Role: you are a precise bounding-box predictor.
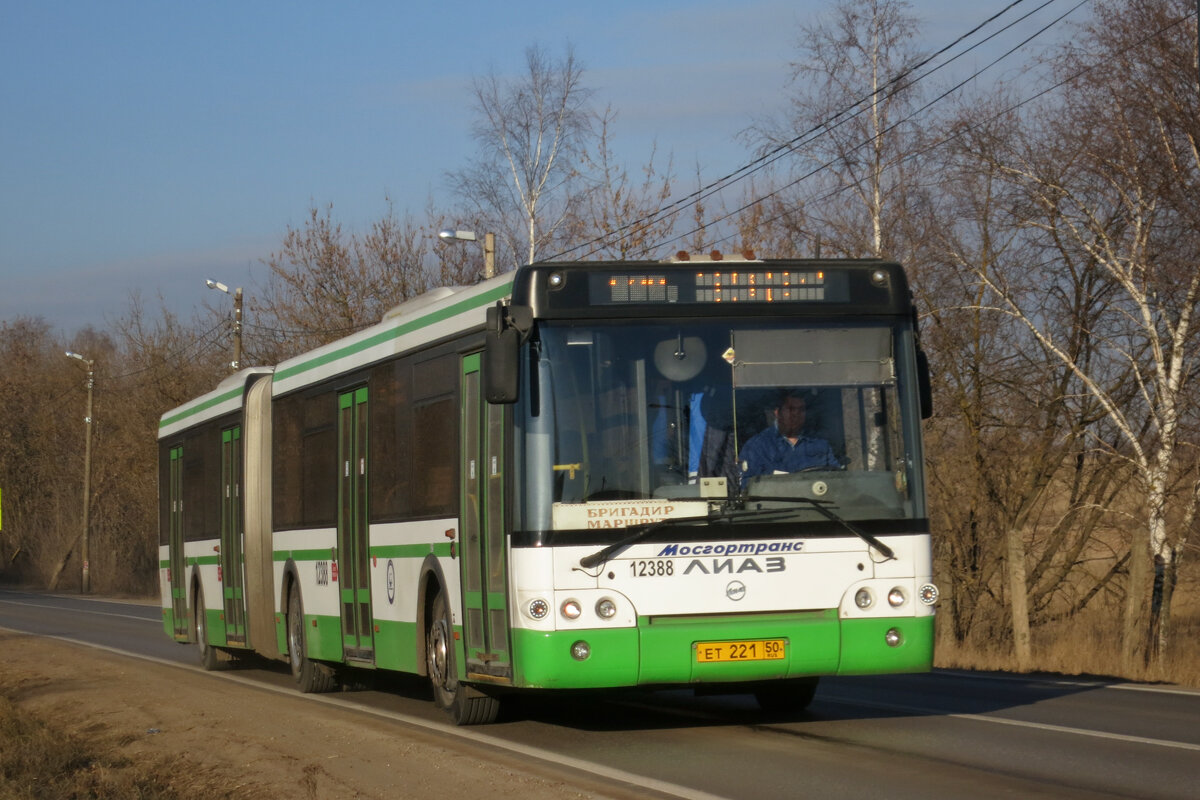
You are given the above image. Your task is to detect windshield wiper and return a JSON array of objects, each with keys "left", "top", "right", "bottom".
[
  {"left": 579, "top": 497, "right": 895, "bottom": 569},
  {"left": 578, "top": 514, "right": 708, "bottom": 569},
  {"left": 741, "top": 495, "right": 896, "bottom": 560}
]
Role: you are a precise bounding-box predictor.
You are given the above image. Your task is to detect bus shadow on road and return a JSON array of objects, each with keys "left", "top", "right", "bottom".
[
  {"left": 217, "top": 656, "right": 1127, "bottom": 733},
  {"left": 480, "top": 670, "right": 1123, "bottom": 732}
]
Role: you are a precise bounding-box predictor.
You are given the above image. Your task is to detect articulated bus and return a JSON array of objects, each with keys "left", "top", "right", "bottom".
[{"left": 159, "top": 254, "right": 938, "bottom": 724}]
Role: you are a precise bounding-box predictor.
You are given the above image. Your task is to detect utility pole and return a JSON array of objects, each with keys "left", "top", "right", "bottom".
[
  {"left": 483, "top": 232, "right": 496, "bottom": 279},
  {"left": 65, "top": 351, "right": 93, "bottom": 594},
  {"left": 233, "top": 285, "right": 244, "bottom": 369},
  {"left": 207, "top": 279, "right": 244, "bottom": 370},
  {"left": 438, "top": 229, "right": 496, "bottom": 280}
]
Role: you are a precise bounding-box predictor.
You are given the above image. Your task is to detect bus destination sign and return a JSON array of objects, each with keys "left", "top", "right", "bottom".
[{"left": 596, "top": 270, "right": 830, "bottom": 305}]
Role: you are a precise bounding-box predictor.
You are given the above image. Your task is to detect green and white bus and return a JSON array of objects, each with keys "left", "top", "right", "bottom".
[{"left": 159, "top": 255, "right": 938, "bottom": 724}]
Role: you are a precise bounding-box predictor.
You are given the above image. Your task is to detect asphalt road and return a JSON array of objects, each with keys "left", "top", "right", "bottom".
[{"left": 2, "top": 587, "right": 1197, "bottom": 799}]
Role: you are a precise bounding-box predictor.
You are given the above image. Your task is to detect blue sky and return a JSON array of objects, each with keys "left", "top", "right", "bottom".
[{"left": 0, "top": 1, "right": 1069, "bottom": 333}]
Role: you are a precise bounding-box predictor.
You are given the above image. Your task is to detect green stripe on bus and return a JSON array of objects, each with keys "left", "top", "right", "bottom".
[
  {"left": 274, "top": 548, "right": 336, "bottom": 562},
  {"left": 370, "top": 543, "right": 453, "bottom": 560},
  {"left": 305, "top": 612, "right": 344, "bottom": 661},
  {"left": 275, "top": 282, "right": 512, "bottom": 383},
  {"left": 159, "top": 386, "right": 244, "bottom": 430},
  {"left": 169, "top": 543, "right": 451, "bottom": 566},
  {"left": 373, "top": 619, "right": 420, "bottom": 672}
]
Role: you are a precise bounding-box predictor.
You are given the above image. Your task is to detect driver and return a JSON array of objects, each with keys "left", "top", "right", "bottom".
[{"left": 739, "top": 390, "right": 839, "bottom": 485}]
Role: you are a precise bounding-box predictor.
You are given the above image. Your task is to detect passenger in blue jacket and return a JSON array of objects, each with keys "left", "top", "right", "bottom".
[{"left": 739, "top": 390, "right": 839, "bottom": 486}]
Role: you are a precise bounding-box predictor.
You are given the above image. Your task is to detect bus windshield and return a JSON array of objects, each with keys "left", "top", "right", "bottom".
[{"left": 520, "top": 319, "right": 926, "bottom": 531}]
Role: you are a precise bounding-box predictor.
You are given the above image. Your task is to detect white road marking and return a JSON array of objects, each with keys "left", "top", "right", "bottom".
[
  {"left": 0, "top": 597, "right": 156, "bottom": 623},
  {"left": 821, "top": 695, "right": 1200, "bottom": 752}
]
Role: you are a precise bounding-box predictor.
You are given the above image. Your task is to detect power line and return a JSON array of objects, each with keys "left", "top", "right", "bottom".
[
  {"left": 544, "top": 0, "right": 1079, "bottom": 262},
  {"left": 243, "top": 320, "right": 374, "bottom": 338},
  {"left": 103, "top": 318, "right": 228, "bottom": 384},
  {"left": 695, "top": 0, "right": 1195, "bottom": 257},
  {"left": 682, "top": 0, "right": 1095, "bottom": 256}
]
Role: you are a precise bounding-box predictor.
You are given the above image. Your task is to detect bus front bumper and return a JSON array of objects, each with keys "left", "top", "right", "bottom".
[{"left": 511, "top": 611, "right": 934, "bottom": 689}]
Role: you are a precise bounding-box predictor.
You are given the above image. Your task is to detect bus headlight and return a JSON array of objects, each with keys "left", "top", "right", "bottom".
[
  {"left": 527, "top": 598, "right": 549, "bottom": 620},
  {"left": 595, "top": 597, "right": 617, "bottom": 619},
  {"left": 885, "top": 628, "right": 903, "bottom": 647},
  {"left": 561, "top": 599, "right": 582, "bottom": 620},
  {"left": 855, "top": 588, "right": 873, "bottom": 609},
  {"left": 571, "top": 640, "right": 591, "bottom": 661},
  {"left": 918, "top": 583, "right": 940, "bottom": 605},
  {"left": 887, "top": 587, "right": 906, "bottom": 607}
]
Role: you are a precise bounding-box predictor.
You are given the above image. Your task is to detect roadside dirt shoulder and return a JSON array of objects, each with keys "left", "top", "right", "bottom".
[{"left": 0, "top": 632, "right": 620, "bottom": 799}]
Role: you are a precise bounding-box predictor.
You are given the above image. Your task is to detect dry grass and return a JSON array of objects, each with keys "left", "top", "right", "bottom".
[
  {"left": 0, "top": 678, "right": 270, "bottom": 800},
  {"left": 935, "top": 608, "right": 1200, "bottom": 687}
]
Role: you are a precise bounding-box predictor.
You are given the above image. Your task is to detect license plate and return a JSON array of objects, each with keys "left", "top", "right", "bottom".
[{"left": 695, "top": 638, "right": 787, "bottom": 663}]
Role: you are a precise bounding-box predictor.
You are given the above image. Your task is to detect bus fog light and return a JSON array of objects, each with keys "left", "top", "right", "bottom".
[
  {"left": 885, "top": 628, "right": 903, "bottom": 647},
  {"left": 855, "top": 588, "right": 873, "bottom": 609},
  {"left": 595, "top": 598, "right": 617, "bottom": 619},
  {"left": 561, "top": 599, "right": 582, "bottom": 620},
  {"left": 527, "top": 598, "right": 549, "bottom": 620},
  {"left": 918, "top": 583, "right": 940, "bottom": 605},
  {"left": 888, "top": 587, "right": 906, "bottom": 607},
  {"left": 571, "top": 640, "right": 591, "bottom": 661}
]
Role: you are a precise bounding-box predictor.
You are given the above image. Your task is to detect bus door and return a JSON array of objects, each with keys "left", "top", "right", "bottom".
[
  {"left": 460, "top": 355, "right": 511, "bottom": 680},
  {"left": 338, "top": 387, "right": 373, "bottom": 660},
  {"left": 220, "top": 426, "right": 247, "bottom": 645},
  {"left": 168, "top": 445, "right": 188, "bottom": 640}
]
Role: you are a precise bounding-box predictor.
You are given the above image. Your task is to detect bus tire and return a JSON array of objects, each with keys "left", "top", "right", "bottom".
[
  {"left": 287, "top": 587, "right": 336, "bottom": 693},
  {"left": 193, "top": 587, "right": 226, "bottom": 671},
  {"left": 754, "top": 676, "right": 819, "bottom": 713},
  {"left": 426, "top": 590, "right": 500, "bottom": 725}
]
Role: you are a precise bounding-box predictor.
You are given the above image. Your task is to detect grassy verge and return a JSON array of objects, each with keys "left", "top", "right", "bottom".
[
  {"left": 935, "top": 610, "right": 1200, "bottom": 687},
  {"left": 0, "top": 680, "right": 264, "bottom": 800}
]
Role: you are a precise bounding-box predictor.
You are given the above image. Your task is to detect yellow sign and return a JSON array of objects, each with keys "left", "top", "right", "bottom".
[{"left": 695, "top": 639, "right": 787, "bottom": 663}]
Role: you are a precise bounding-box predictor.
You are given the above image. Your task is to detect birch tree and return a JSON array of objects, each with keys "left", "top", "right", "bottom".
[
  {"left": 923, "top": 91, "right": 1141, "bottom": 669},
  {"left": 978, "top": 0, "right": 1200, "bottom": 667},
  {"left": 751, "top": 0, "right": 926, "bottom": 259},
  {"left": 449, "top": 44, "right": 595, "bottom": 267}
]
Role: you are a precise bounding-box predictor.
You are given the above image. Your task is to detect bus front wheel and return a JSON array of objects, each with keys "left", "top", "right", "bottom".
[{"left": 426, "top": 590, "right": 499, "bottom": 725}]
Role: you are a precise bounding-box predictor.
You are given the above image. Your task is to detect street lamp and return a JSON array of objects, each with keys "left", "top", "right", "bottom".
[
  {"left": 64, "top": 350, "right": 94, "bottom": 594},
  {"left": 206, "top": 279, "right": 243, "bottom": 370},
  {"left": 438, "top": 229, "right": 496, "bottom": 280}
]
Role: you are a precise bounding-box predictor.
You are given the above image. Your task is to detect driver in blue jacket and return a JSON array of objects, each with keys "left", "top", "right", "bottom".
[{"left": 739, "top": 390, "right": 839, "bottom": 486}]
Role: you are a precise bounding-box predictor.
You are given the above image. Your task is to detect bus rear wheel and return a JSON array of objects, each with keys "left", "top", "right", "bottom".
[
  {"left": 287, "top": 587, "right": 336, "bottom": 693},
  {"left": 426, "top": 590, "right": 499, "bottom": 725},
  {"left": 193, "top": 587, "right": 226, "bottom": 671}
]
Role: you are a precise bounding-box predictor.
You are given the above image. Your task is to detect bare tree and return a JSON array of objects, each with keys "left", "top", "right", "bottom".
[
  {"left": 573, "top": 107, "right": 675, "bottom": 260},
  {"left": 254, "top": 201, "right": 436, "bottom": 360},
  {"left": 975, "top": 0, "right": 1200, "bottom": 668},
  {"left": 916, "top": 90, "right": 1136, "bottom": 668},
  {"left": 448, "top": 44, "right": 596, "bottom": 267},
  {"left": 0, "top": 318, "right": 77, "bottom": 586},
  {"left": 750, "top": 0, "right": 927, "bottom": 259}
]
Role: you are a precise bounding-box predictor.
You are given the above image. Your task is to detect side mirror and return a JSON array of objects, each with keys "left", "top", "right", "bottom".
[
  {"left": 484, "top": 327, "right": 519, "bottom": 404},
  {"left": 916, "top": 349, "right": 933, "bottom": 420},
  {"left": 482, "top": 302, "right": 530, "bottom": 404}
]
